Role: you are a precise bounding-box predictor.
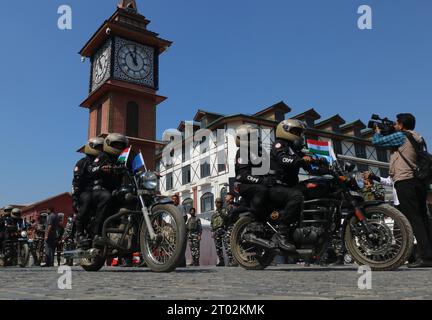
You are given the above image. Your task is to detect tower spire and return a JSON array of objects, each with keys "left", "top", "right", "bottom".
[{"left": 118, "top": 0, "right": 138, "bottom": 13}]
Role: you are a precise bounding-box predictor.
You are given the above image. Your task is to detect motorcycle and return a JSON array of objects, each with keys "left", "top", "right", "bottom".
[
  {"left": 65, "top": 164, "right": 187, "bottom": 273},
  {"left": 230, "top": 158, "right": 414, "bottom": 271},
  {"left": 0, "top": 224, "right": 30, "bottom": 268}
]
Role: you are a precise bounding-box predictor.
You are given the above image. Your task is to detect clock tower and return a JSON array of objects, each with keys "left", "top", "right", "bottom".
[{"left": 79, "top": 0, "right": 172, "bottom": 170}]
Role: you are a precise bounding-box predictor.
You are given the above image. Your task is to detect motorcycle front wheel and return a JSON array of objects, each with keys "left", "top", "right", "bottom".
[
  {"left": 18, "top": 243, "right": 30, "bottom": 268},
  {"left": 231, "top": 216, "right": 275, "bottom": 270},
  {"left": 344, "top": 204, "right": 414, "bottom": 271},
  {"left": 140, "top": 204, "right": 187, "bottom": 273}
]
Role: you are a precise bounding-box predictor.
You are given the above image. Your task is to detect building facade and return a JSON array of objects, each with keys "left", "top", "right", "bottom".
[{"left": 157, "top": 102, "right": 391, "bottom": 219}]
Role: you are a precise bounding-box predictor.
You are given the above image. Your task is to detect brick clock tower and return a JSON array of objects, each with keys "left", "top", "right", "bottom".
[{"left": 78, "top": 0, "right": 172, "bottom": 170}]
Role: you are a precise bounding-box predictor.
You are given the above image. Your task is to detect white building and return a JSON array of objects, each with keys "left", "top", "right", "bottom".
[{"left": 156, "top": 101, "right": 391, "bottom": 219}]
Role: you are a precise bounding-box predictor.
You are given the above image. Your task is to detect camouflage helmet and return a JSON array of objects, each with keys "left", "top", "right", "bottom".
[
  {"left": 235, "top": 124, "right": 260, "bottom": 148},
  {"left": 84, "top": 137, "right": 104, "bottom": 157},
  {"left": 11, "top": 208, "right": 22, "bottom": 219},
  {"left": 104, "top": 133, "right": 129, "bottom": 156}
]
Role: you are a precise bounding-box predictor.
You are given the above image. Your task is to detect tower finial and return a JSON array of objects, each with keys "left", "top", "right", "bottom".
[{"left": 118, "top": 0, "right": 138, "bottom": 13}]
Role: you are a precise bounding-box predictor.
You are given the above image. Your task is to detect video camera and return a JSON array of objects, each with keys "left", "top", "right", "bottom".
[{"left": 367, "top": 114, "right": 395, "bottom": 136}]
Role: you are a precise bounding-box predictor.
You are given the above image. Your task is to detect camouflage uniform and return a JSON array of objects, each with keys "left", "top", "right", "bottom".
[
  {"left": 211, "top": 208, "right": 227, "bottom": 265},
  {"left": 224, "top": 203, "right": 239, "bottom": 265},
  {"left": 62, "top": 218, "right": 76, "bottom": 266},
  {"left": 186, "top": 216, "right": 202, "bottom": 265}
]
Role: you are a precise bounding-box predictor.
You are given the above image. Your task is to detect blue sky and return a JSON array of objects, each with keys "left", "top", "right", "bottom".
[{"left": 0, "top": 0, "right": 431, "bottom": 206}]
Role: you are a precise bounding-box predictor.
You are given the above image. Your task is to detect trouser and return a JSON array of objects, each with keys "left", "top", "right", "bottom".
[
  {"left": 224, "top": 225, "right": 234, "bottom": 263},
  {"left": 75, "top": 191, "right": 93, "bottom": 236},
  {"left": 395, "top": 178, "right": 432, "bottom": 260},
  {"left": 44, "top": 240, "right": 56, "bottom": 266},
  {"left": 188, "top": 232, "right": 201, "bottom": 263},
  {"left": 238, "top": 184, "right": 270, "bottom": 219},
  {"left": 268, "top": 185, "right": 304, "bottom": 223},
  {"left": 56, "top": 241, "right": 63, "bottom": 266},
  {"left": 213, "top": 228, "right": 226, "bottom": 262},
  {"left": 92, "top": 189, "right": 112, "bottom": 236}
]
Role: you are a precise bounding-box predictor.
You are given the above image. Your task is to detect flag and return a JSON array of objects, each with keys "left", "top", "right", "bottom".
[
  {"left": 307, "top": 139, "right": 336, "bottom": 164},
  {"left": 132, "top": 152, "right": 147, "bottom": 173},
  {"left": 117, "top": 147, "right": 131, "bottom": 164}
]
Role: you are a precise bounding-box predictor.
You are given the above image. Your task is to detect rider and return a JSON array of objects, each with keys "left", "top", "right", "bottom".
[
  {"left": 73, "top": 137, "right": 104, "bottom": 247},
  {"left": 88, "top": 133, "right": 129, "bottom": 244},
  {"left": 268, "top": 119, "right": 320, "bottom": 245},
  {"left": 234, "top": 124, "right": 295, "bottom": 251},
  {"left": 234, "top": 124, "right": 272, "bottom": 219}
]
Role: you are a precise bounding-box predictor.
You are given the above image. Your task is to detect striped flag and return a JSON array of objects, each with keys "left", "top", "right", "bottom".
[
  {"left": 117, "top": 147, "right": 131, "bottom": 164},
  {"left": 307, "top": 139, "right": 336, "bottom": 164}
]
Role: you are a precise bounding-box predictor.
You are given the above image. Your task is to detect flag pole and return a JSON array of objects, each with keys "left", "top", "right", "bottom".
[{"left": 139, "top": 149, "right": 148, "bottom": 172}]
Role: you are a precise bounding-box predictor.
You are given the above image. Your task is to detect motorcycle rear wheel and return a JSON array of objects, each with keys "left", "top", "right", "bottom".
[
  {"left": 231, "top": 216, "right": 275, "bottom": 270},
  {"left": 345, "top": 204, "right": 414, "bottom": 271},
  {"left": 140, "top": 204, "right": 187, "bottom": 273}
]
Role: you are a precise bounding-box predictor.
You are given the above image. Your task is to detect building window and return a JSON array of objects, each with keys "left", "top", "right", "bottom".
[
  {"left": 166, "top": 172, "right": 173, "bottom": 191},
  {"left": 201, "top": 158, "right": 211, "bottom": 178},
  {"left": 332, "top": 140, "right": 342, "bottom": 156},
  {"left": 201, "top": 192, "right": 214, "bottom": 213},
  {"left": 182, "top": 198, "right": 194, "bottom": 214},
  {"left": 355, "top": 144, "right": 367, "bottom": 159},
  {"left": 96, "top": 104, "right": 102, "bottom": 136},
  {"left": 126, "top": 101, "right": 139, "bottom": 137},
  {"left": 182, "top": 165, "right": 191, "bottom": 185},
  {"left": 376, "top": 148, "right": 388, "bottom": 163}
]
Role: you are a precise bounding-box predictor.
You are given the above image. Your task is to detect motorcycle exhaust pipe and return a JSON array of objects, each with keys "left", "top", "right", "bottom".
[{"left": 63, "top": 249, "right": 100, "bottom": 260}]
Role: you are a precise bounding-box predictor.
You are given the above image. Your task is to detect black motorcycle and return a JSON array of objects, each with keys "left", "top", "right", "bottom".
[
  {"left": 231, "top": 159, "right": 414, "bottom": 271},
  {"left": 65, "top": 165, "right": 187, "bottom": 273},
  {"left": 0, "top": 224, "right": 30, "bottom": 268}
]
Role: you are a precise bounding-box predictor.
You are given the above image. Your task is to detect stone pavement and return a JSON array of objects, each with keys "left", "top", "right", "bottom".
[{"left": 0, "top": 265, "right": 431, "bottom": 300}]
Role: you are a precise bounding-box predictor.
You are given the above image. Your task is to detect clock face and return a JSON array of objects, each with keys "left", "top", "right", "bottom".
[
  {"left": 93, "top": 51, "right": 109, "bottom": 85},
  {"left": 118, "top": 44, "right": 151, "bottom": 80}
]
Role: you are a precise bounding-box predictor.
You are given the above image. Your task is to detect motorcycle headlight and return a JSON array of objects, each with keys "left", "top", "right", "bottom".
[
  {"left": 21, "top": 231, "right": 27, "bottom": 238},
  {"left": 140, "top": 171, "right": 158, "bottom": 190}
]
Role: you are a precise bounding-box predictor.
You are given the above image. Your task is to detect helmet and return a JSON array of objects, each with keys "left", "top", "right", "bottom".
[
  {"left": 3, "top": 205, "right": 13, "bottom": 217},
  {"left": 84, "top": 137, "right": 104, "bottom": 156},
  {"left": 104, "top": 133, "right": 129, "bottom": 156},
  {"left": 11, "top": 208, "right": 22, "bottom": 219},
  {"left": 276, "top": 119, "right": 307, "bottom": 145},
  {"left": 235, "top": 124, "right": 260, "bottom": 148}
]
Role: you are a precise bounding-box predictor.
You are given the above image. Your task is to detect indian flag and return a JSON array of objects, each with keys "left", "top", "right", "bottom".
[
  {"left": 307, "top": 139, "right": 336, "bottom": 163},
  {"left": 117, "top": 147, "right": 131, "bottom": 164}
]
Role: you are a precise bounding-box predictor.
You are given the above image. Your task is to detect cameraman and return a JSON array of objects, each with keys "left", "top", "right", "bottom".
[{"left": 372, "top": 113, "right": 432, "bottom": 268}]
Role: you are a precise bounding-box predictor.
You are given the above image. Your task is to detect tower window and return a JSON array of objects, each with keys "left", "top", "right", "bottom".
[{"left": 126, "top": 101, "right": 139, "bottom": 137}]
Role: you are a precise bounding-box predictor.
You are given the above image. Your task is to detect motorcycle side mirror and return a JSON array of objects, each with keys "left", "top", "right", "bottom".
[{"left": 344, "top": 162, "right": 356, "bottom": 173}]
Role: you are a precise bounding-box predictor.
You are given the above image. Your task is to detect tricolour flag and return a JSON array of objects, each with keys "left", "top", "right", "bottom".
[
  {"left": 307, "top": 139, "right": 336, "bottom": 164},
  {"left": 132, "top": 152, "right": 147, "bottom": 173},
  {"left": 117, "top": 147, "right": 131, "bottom": 164}
]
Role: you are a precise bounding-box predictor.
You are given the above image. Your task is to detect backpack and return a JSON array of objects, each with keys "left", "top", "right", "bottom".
[{"left": 398, "top": 132, "right": 432, "bottom": 187}]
